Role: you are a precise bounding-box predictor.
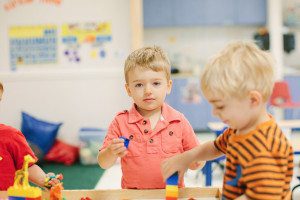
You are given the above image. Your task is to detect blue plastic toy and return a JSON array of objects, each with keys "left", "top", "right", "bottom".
[
  {"left": 166, "top": 172, "right": 178, "bottom": 185},
  {"left": 119, "top": 136, "right": 130, "bottom": 148}
]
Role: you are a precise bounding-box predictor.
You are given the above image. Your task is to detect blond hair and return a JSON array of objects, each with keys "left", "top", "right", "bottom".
[
  {"left": 201, "top": 41, "right": 275, "bottom": 102},
  {"left": 124, "top": 46, "right": 171, "bottom": 83}
]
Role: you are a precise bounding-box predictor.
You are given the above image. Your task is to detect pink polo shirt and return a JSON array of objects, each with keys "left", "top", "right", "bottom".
[{"left": 100, "top": 103, "right": 200, "bottom": 189}]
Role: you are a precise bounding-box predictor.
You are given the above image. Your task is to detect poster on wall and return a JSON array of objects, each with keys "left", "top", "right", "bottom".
[
  {"left": 61, "top": 22, "right": 112, "bottom": 64},
  {"left": 9, "top": 25, "right": 57, "bottom": 70}
]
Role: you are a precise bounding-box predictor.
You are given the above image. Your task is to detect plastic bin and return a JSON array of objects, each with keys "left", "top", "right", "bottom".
[{"left": 79, "top": 127, "right": 106, "bottom": 165}]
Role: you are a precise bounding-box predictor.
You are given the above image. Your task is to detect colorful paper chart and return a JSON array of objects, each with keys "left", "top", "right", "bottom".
[
  {"left": 61, "top": 22, "right": 112, "bottom": 44},
  {"left": 61, "top": 22, "right": 112, "bottom": 63},
  {"left": 9, "top": 25, "right": 58, "bottom": 70}
]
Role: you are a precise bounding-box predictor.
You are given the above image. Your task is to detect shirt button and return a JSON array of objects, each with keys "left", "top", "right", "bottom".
[
  {"left": 144, "top": 129, "right": 148, "bottom": 134},
  {"left": 129, "top": 135, "right": 134, "bottom": 140},
  {"left": 169, "top": 131, "right": 173, "bottom": 136},
  {"left": 142, "top": 120, "right": 147, "bottom": 125},
  {"left": 149, "top": 138, "right": 153, "bottom": 143}
]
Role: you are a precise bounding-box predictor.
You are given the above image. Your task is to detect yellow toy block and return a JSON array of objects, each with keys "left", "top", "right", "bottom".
[
  {"left": 166, "top": 185, "right": 178, "bottom": 192},
  {"left": 166, "top": 190, "right": 178, "bottom": 198},
  {"left": 166, "top": 185, "right": 178, "bottom": 198}
]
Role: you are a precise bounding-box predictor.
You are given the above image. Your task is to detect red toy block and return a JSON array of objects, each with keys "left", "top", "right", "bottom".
[{"left": 165, "top": 197, "right": 177, "bottom": 200}]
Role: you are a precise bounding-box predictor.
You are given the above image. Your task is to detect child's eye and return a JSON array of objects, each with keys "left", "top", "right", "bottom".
[
  {"left": 153, "top": 82, "right": 161, "bottom": 86},
  {"left": 216, "top": 106, "right": 224, "bottom": 110},
  {"left": 135, "top": 83, "right": 143, "bottom": 88}
]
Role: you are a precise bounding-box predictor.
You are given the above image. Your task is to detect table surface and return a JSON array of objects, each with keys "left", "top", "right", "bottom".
[{"left": 0, "top": 187, "right": 221, "bottom": 200}]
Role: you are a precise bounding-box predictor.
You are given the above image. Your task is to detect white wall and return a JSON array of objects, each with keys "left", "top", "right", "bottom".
[
  {"left": 0, "top": 0, "right": 132, "bottom": 70},
  {"left": 144, "top": 26, "right": 258, "bottom": 73},
  {"left": 144, "top": 26, "right": 300, "bottom": 74},
  {"left": 0, "top": 0, "right": 132, "bottom": 145},
  {"left": 0, "top": 69, "right": 131, "bottom": 145}
]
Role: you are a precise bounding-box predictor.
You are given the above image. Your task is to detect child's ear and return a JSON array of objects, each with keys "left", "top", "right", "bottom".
[
  {"left": 125, "top": 83, "right": 132, "bottom": 97},
  {"left": 249, "top": 90, "right": 262, "bottom": 106},
  {"left": 167, "top": 80, "right": 173, "bottom": 94}
]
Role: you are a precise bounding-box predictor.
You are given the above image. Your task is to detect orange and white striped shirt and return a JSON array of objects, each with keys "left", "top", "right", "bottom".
[{"left": 214, "top": 117, "right": 294, "bottom": 200}]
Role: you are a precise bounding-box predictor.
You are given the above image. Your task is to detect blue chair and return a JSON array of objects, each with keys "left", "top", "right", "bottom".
[{"left": 201, "top": 123, "right": 226, "bottom": 186}]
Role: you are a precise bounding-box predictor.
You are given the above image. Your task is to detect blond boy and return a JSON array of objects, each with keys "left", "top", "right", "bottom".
[
  {"left": 161, "top": 41, "right": 294, "bottom": 199},
  {"left": 98, "top": 46, "right": 204, "bottom": 189}
]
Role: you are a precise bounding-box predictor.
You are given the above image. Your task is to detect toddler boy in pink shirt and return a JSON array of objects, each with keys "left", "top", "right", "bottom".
[{"left": 98, "top": 46, "right": 204, "bottom": 189}]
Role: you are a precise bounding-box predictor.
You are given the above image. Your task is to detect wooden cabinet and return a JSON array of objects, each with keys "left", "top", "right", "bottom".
[{"left": 143, "top": 0, "right": 266, "bottom": 27}]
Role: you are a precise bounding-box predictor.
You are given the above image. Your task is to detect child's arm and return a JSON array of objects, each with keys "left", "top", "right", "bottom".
[
  {"left": 161, "top": 141, "right": 222, "bottom": 181},
  {"left": 28, "top": 164, "right": 47, "bottom": 186},
  {"left": 28, "top": 164, "right": 61, "bottom": 188},
  {"left": 98, "top": 138, "right": 127, "bottom": 169}
]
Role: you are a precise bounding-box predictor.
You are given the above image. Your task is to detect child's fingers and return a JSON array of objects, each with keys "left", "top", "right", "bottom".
[
  {"left": 110, "top": 143, "right": 127, "bottom": 155},
  {"left": 161, "top": 161, "right": 173, "bottom": 181},
  {"left": 110, "top": 143, "right": 124, "bottom": 150},
  {"left": 111, "top": 138, "right": 125, "bottom": 144},
  {"left": 50, "top": 178, "right": 60, "bottom": 185},
  {"left": 178, "top": 171, "right": 185, "bottom": 182},
  {"left": 118, "top": 150, "right": 128, "bottom": 157},
  {"left": 44, "top": 173, "right": 63, "bottom": 189},
  {"left": 114, "top": 146, "right": 127, "bottom": 155}
]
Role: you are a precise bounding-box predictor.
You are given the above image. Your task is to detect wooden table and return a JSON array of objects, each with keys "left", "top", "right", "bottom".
[{"left": 0, "top": 187, "right": 222, "bottom": 199}]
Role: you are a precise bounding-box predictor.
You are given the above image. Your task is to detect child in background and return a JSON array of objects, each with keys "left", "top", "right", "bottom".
[
  {"left": 98, "top": 46, "right": 204, "bottom": 189},
  {"left": 0, "top": 82, "right": 61, "bottom": 190},
  {"left": 161, "top": 41, "right": 294, "bottom": 199}
]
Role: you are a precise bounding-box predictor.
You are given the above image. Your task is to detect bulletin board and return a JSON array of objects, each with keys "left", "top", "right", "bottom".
[{"left": 0, "top": 0, "right": 131, "bottom": 71}]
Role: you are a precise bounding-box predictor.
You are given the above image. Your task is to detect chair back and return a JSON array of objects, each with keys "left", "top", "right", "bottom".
[{"left": 270, "top": 81, "right": 292, "bottom": 106}]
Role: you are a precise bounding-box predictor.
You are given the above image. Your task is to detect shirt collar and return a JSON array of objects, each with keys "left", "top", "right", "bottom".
[{"left": 128, "top": 103, "right": 181, "bottom": 124}]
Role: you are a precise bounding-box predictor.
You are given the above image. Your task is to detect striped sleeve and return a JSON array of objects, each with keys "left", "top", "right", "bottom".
[{"left": 214, "top": 128, "right": 231, "bottom": 154}]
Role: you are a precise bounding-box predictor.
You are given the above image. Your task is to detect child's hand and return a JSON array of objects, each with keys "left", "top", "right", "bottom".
[
  {"left": 44, "top": 173, "right": 63, "bottom": 189},
  {"left": 189, "top": 161, "right": 206, "bottom": 170},
  {"left": 107, "top": 138, "right": 128, "bottom": 158},
  {"left": 161, "top": 153, "right": 191, "bottom": 182}
]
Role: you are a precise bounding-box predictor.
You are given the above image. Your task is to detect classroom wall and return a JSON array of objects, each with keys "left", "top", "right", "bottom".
[
  {"left": 144, "top": 26, "right": 256, "bottom": 73},
  {"left": 144, "top": 26, "right": 300, "bottom": 73},
  {"left": 0, "top": 0, "right": 132, "bottom": 70},
  {"left": 0, "top": 69, "right": 131, "bottom": 145},
  {"left": 0, "top": 0, "right": 132, "bottom": 145},
  {"left": 1, "top": 1, "right": 300, "bottom": 145}
]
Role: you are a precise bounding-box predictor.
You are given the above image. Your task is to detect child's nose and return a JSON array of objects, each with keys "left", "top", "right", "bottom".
[{"left": 144, "top": 85, "right": 152, "bottom": 94}]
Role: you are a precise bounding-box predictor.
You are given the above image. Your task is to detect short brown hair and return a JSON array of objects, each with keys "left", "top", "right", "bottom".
[
  {"left": 0, "top": 82, "right": 3, "bottom": 92},
  {"left": 124, "top": 46, "right": 171, "bottom": 83}
]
